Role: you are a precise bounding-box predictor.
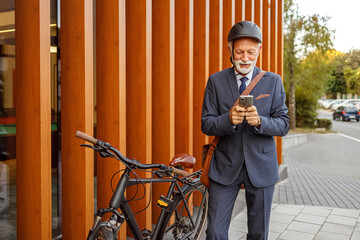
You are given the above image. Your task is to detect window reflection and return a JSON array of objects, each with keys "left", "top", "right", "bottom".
[{"left": 0, "top": 0, "right": 60, "bottom": 239}]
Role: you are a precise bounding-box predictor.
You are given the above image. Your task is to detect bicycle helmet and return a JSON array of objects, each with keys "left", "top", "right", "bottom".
[{"left": 227, "top": 21, "right": 262, "bottom": 43}]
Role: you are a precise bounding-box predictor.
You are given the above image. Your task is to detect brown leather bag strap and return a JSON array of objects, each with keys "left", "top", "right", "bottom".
[
  {"left": 242, "top": 70, "right": 266, "bottom": 96},
  {"left": 209, "top": 70, "right": 266, "bottom": 147}
]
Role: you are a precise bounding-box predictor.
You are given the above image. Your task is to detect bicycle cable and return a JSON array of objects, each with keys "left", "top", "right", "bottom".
[
  {"left": 124, "top": 170, "right": 156, "bottom": 221},
  {"left": 110, "top": 169, "right": 125, "bottom": 193}
]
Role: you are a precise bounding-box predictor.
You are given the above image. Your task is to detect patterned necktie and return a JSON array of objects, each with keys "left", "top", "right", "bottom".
[{"left": 239, "top": 77, "right": 248, "bottom": 95}]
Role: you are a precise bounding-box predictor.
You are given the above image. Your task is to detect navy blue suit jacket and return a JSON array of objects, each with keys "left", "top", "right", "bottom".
[{"left": 201, "top": 67, "right": 290, "bottom": 188}]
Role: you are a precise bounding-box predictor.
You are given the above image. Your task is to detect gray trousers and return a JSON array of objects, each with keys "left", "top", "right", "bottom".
[{"left": 206, "top": 164, "right": 275, "bottom": 240}]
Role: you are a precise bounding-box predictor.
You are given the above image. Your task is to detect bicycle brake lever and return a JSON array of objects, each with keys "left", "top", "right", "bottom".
[
  {"left": 80, "top": 144, "right": 96, "bottom": 149},
  {"left": 99, "top": 150, "right": 116, "bottom": 158},
  {"left": 81, "top": 144, "right": 115, "bottom": 158}
]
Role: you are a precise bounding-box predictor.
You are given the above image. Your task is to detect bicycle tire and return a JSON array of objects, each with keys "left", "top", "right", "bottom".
[
  {"left": 157, "top": 183, "right": 208, "bottom": 240},
  {"left": 93, "top": 226, "right": 114, "bottom": 240}
]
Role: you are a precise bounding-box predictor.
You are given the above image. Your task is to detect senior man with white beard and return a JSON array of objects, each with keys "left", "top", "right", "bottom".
[{"left": 201, "top": 21, "right": 289, "bottom": 240}]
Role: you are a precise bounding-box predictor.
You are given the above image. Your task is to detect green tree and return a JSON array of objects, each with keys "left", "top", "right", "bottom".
[
  {"left": 296, "top": 50, "right": 337, "bottom": 126},
  {"left": 283, "top": 0, "right": 334, "bottom": 129},
  {"left": 344, "top": 67, "right": 360, "bottom": 95}
]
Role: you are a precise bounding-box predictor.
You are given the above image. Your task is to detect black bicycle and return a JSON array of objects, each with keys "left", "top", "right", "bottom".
[{"left": 75, "top": 131, "right": 208, "bottom": 240}]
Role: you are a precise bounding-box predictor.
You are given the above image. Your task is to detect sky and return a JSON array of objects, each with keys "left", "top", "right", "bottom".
[{"left": 295, "top": 0, "right": 360, "bottom": 53}]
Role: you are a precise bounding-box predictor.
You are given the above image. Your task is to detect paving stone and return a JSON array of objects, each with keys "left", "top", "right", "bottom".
[
  {"left": 320, "top": 222, "right": 353, "bottom": 236},
  {"left": 270, "top": 212, "right": 296, "bottom": 224},
  {"left": 326, "top": 214, "right": 357, "bottom": 227},
  {"left": 278, "top": 230, "right": 315, "bottom": 240},
  {"left": 228, "top": 229, "right": 246, "bottom": 240},
  {"left": 272, "top": 204, "right": 304, "bottom": 216},
  {"left": 233, "top": 212, "right": 247, "bottom": 222},
  {"left": 287, "top": 221, "right": 321, "bottom": 234},
  {"left": 229, "top": 219, "right": 247, "bottom": 233},
  {"left": 301, "top": 206, "right": 332, "bottom": 217},
  {"left": 269, "top": 221, "right": 288, "bottom": 233},
  {"left": 268, "top": 231, "right": 280, "bottom": 240},
  {"left": 295, "top": 213, "right": 326, "bottom": 225},
  {"left": 331, "top": 208, "right": 360, "bottom": 218},
  {"left": 314, "top": 231, "right": 350, "bottom": 240},
  {"left": 351, "top": 231, "right": 360, "bottom": 240}
]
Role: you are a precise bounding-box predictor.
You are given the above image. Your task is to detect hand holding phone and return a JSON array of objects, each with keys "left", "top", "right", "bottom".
[{"left": 239, "top": 95, "right": 253, "bottom": 108}]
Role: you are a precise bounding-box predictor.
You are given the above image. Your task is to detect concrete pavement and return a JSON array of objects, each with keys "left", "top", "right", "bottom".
[{"left": 227, "top": 132, "right": 360, "bottom": 240}]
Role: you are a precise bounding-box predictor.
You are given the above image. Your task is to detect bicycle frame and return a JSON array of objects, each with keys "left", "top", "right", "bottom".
[{"left": 91, "top": 167, "right": 197, "bottom": 240}]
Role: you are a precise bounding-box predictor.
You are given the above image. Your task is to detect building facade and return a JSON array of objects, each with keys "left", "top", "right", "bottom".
[{"left": 0, "top": 0, "right": 283, "bottom": 239}]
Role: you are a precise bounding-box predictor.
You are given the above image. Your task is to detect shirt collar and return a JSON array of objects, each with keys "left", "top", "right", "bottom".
[{"left": 234, "top": 67, "right": 254, "bottom": 81}]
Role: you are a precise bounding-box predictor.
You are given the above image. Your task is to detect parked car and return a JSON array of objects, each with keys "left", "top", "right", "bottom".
[
  {"left": 322, "top": 99, "right": 336, "bottom": 109},
  {"left": 354, "top": 102, "right": 360, "bottom": 111},
  {"left": 332, "top": 105, "right": 360, "bottom": 122},
  {"left": 331, "top": 99, "right": 360, "bottom": 110}
]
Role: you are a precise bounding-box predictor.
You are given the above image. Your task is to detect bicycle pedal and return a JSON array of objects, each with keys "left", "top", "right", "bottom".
[
  {"left": 141, "top": 228, "right": 152, "bottom": 238},
  {"left": 157, "top": 195, "right": 173, "bottom": 212}
]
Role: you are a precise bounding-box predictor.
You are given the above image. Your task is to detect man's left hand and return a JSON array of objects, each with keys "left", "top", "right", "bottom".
[{"left": 245, "top": 106, "right": 261, "bottom": 127}]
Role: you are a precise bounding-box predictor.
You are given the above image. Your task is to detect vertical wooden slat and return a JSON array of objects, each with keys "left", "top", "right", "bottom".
[
  {"left": 209, "top": 0, "right": 223, "bottom": 76},
  {"left": 254, "top": 0, "right": 262, "bottom": 69},
  {"left": 152, "top": 0, "right": 175, "bottom": 221},
  {"left": 277, "top": 0, "right": 283, "bottom": 77},
  {"left": 175, "top": 0, "right": 193, "bottom": 156},
  {"left": 235, "top": 0, "right": 243, "bottom": 22},
  {"left": 270, "top": 0, "right": 278, "bottom": 73},
  {"left": 61, "top": 0, "right": 94, "bottom": 238},
  {"left": 96, "top": 0, "right": 126, "bottom": 238},
  {"left": 223, "top": 0, "right": 234, "bottom": 69},
  {"left": 193, "top": 0, "right": 210, "bottom": 171},
  {"left": 15, "top": 0, "right": 51, "bottom": 238},
  {"left": 126, "top": 0, "right": 152, "bottom": 231},
  {"left": 261, "top": 0, "right": 270, "bottom": 70},
  {"left": 276, "top": 0, "right": 283, "bottom": 165},
  {"left": 245, "top": 0, "right": 253, "bottom": 21}
]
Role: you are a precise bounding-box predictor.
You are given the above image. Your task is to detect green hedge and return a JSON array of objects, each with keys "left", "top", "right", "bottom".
[{"left": 316, "top": 118, "right": 332, "bottom": 130}]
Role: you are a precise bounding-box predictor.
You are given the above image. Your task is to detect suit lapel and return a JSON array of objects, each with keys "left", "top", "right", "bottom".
[{"left": 227, "top": 67, "right": 239, "bottom": 103}]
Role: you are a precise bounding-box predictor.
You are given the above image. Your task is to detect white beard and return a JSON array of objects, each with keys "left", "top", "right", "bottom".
[{"left": 233, "top": 58, "right": 257, "bottom": 74}]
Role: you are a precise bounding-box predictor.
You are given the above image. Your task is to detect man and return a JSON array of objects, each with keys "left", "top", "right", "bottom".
[{"left": 201, "top": 21, "right": 289, "bottom": 240}]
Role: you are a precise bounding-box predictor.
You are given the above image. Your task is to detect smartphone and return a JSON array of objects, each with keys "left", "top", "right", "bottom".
[{"left": 239, "top": 95, "right": 253, "bottom": 108}]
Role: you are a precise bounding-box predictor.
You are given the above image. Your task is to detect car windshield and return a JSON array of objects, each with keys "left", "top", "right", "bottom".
[{"left": 345, "top": 107, "right": 358, "bottom": 111}]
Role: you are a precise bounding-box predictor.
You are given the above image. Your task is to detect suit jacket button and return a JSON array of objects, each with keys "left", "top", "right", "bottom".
[{"left": 240, "top": 149, "right": 243, "bottom": 152}]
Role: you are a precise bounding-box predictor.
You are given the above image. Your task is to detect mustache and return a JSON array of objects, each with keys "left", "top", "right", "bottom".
[{"left": 236, "top": 60, "right": 253, "bottom": 64}]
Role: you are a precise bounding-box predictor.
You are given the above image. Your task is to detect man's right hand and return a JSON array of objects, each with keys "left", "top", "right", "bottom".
[{"left": 229, "top": 105, "right": 246, "bottom": 125}]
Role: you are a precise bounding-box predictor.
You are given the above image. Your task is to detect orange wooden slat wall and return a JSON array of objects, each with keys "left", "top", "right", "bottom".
[
  {"left": 277, "top": 0, "right": 284, "bottom": 165},
  {"left": 96, "top": 0, "right": 127, "bottom": 238},
  {"left": 223, "top": 0, "right": 234, "bottom": 70},
  {"left": 262, "top": 0, "right": 271, "bottom": 71},
  {"left": 126, "top": 0, "right": 153, "bottom": 232},
  {"left": 245, "top": 0, "right": 253, "bottom": 21},
  {"left": 209, "top": 0, "right": 223, "bottom": 76},
  {"left": 175, "top": 0, "right": 194, "bottom": 156},
  {"left": 254, "top": 0, "right": 263, "bottom": 69},
  {"left": 235, "top": 0, "right": 243, "bottom": 22},
  {"left": 15, "top": 0, "right": 52, "bottom": 238},
  {"left": 193, "top": 0, "right": 210, "bottom": 170},
  {"left": 152, "top": 0, "right": 175, "bottom": 222},
  {"left": 270, "top": 0, "right": 278, "bottom": 73},
  {"left": 61, "top": 0, "right": 94, "bottom": 238}
]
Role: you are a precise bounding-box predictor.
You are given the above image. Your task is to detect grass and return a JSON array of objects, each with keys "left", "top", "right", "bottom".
[{"left": 289, "top": 127, "right": 336, "bottom": 134}]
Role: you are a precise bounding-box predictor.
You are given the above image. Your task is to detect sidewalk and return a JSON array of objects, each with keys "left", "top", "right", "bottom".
[
  {"left": 229, "top": 203, "right": 360, "bottom": 240},
  {"left": 227, "top": 133, "right": 360, "bottom": 239}
]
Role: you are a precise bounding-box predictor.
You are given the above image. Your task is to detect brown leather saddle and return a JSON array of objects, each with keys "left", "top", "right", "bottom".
[{"left": 169, "top": 153, "right": 196, "bottom": 169}]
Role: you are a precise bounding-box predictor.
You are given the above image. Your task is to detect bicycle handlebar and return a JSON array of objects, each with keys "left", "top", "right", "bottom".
[
  {"left": 75, "top": 131, "right": 190, "bottom": 177},
  {"left": 75, "top": 131, "right": 98, "bottom": 144}
]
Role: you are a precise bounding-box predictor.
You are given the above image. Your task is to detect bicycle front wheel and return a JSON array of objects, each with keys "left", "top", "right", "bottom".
[{"left": 159, "top": 183, "right": 208, "bottom": 240}]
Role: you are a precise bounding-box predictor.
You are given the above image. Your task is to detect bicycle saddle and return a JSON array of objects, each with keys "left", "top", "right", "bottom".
[{"left": 169, "top": 153, "right": 196, "bottom": 169}]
